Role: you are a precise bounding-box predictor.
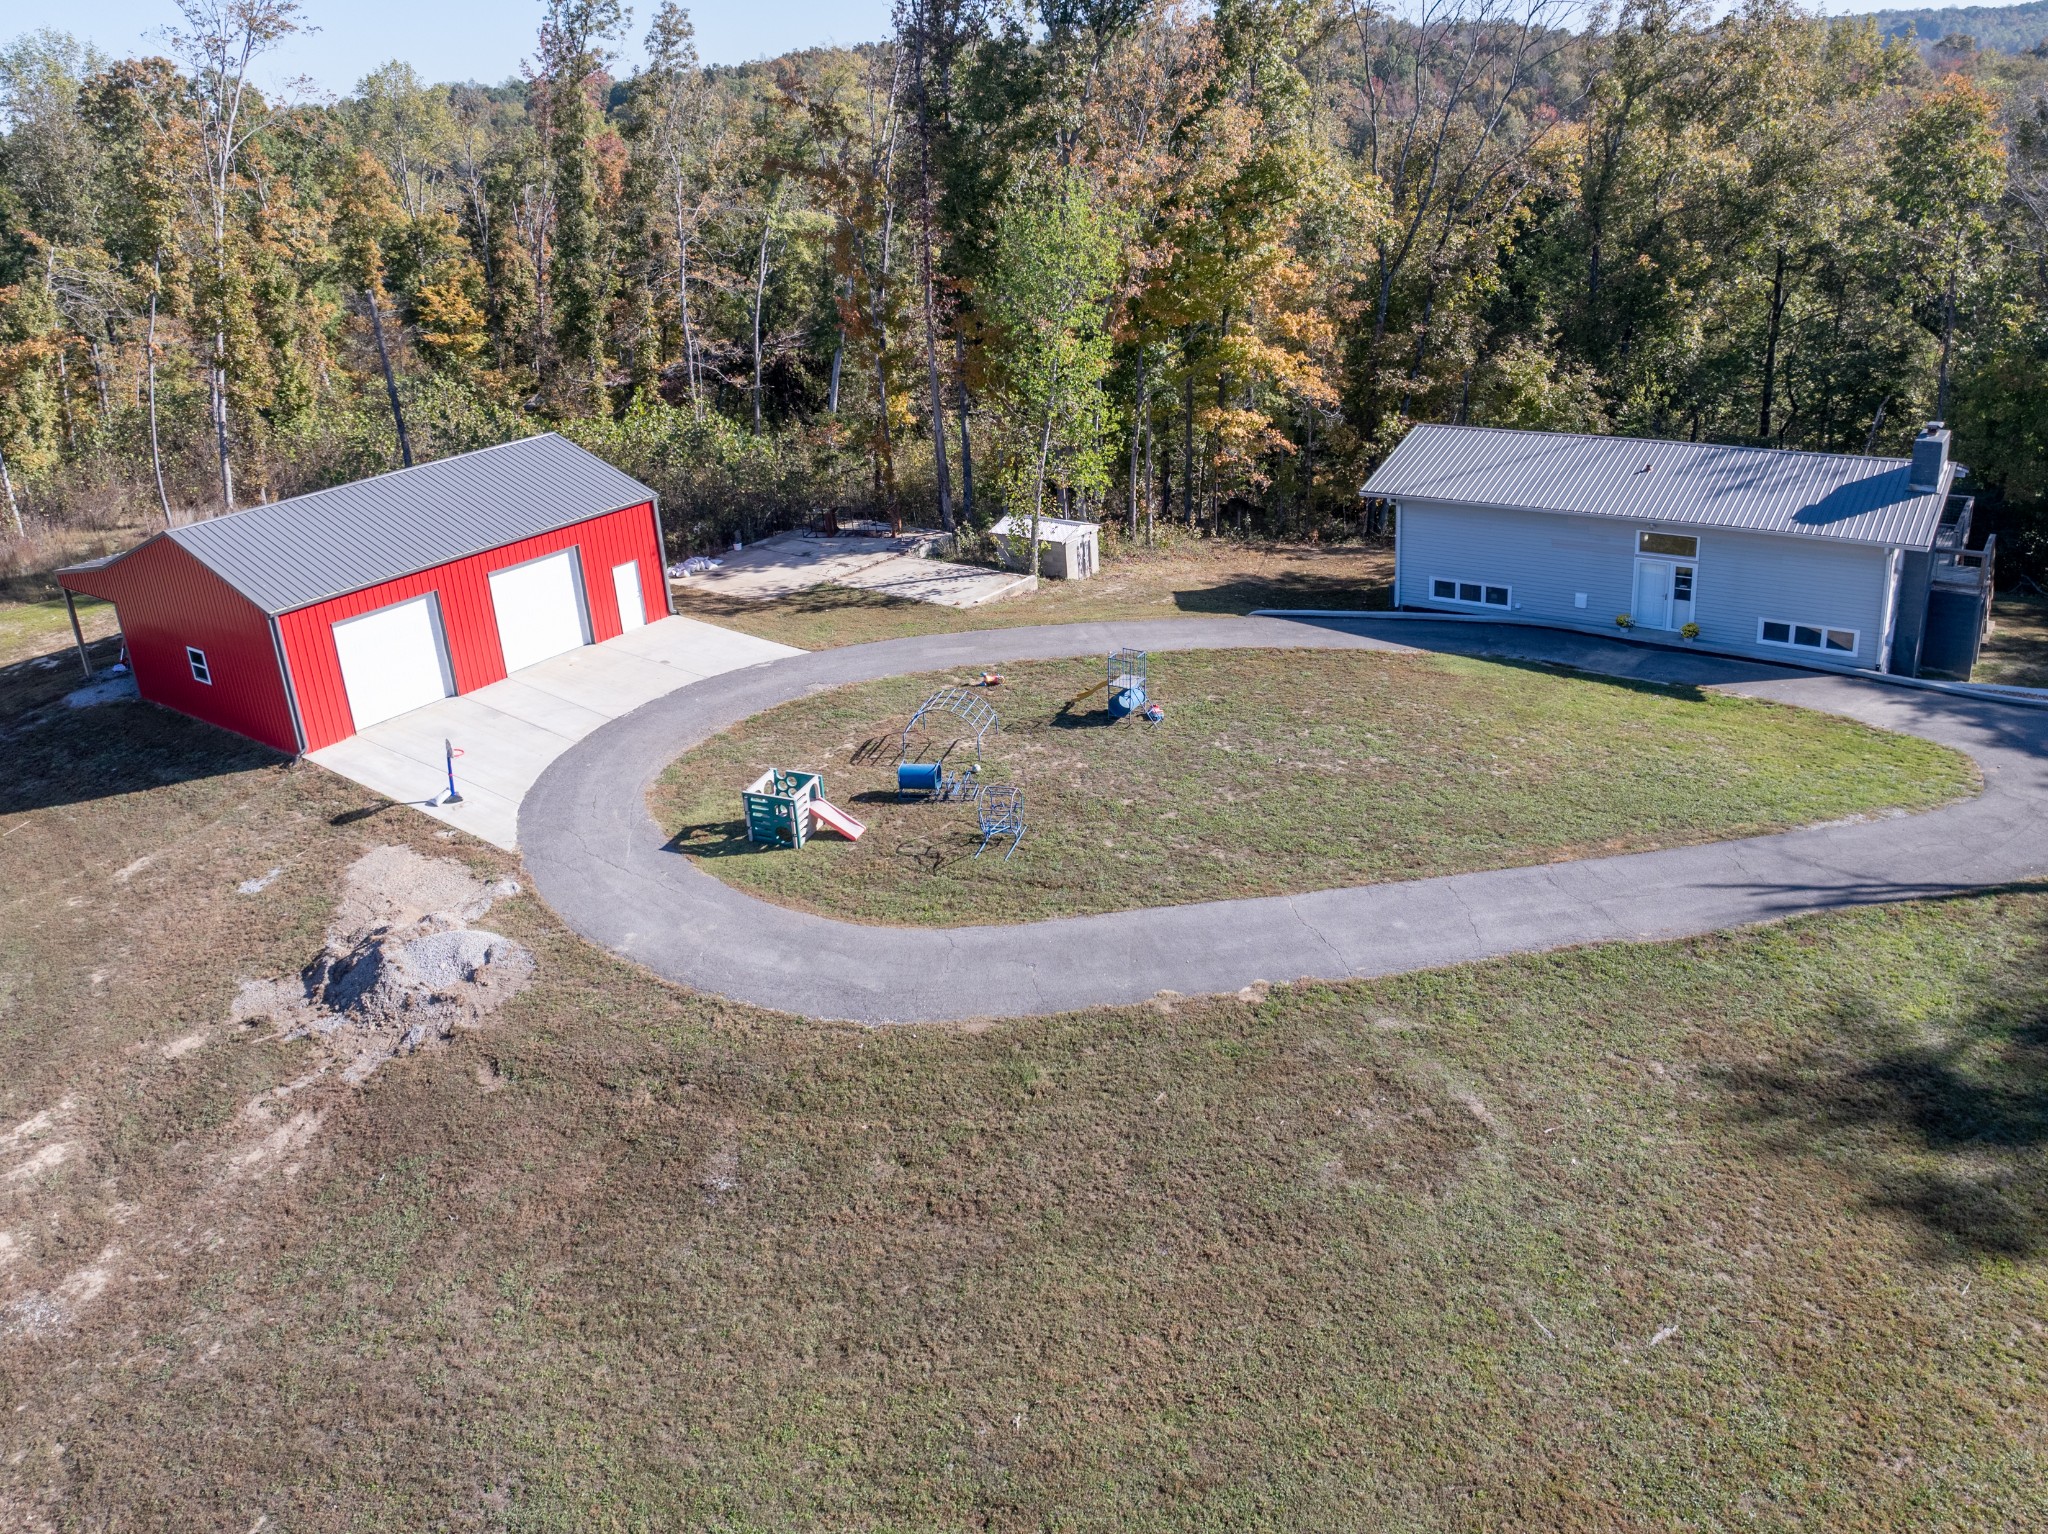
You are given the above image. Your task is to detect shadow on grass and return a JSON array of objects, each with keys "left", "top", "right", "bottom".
[
  {"left": 329, "top": 802, "right": 399, "bottom": 827},
  {"left": 1170, "top": 568, "right": 1394, "bottom": 615},
  {"left": 1, "top": 700, "right": 283, "bottom": 815},
  {"left": 1727, "top": 901, "right": 2048, "bottom": 1258},
  {"left": 665, "top": 818, "right": 770, "bottom": 858},
  {"left": 1466, "top": 652, "right": 1716, "bottom": 705},
  {"left": 0, "top": 632, "right": 126, "bottom": 721}
]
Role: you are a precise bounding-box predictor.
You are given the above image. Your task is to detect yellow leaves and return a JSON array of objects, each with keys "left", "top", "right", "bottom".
[{"left": 413, "top": 269, "right": 489, "bottom": 366}]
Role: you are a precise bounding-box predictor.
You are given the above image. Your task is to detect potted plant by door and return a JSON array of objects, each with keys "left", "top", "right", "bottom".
[
  {"left": 1615, "top": 613, "right": 1635, "bottom": 630},
  {"left": 1680, "top": 621, "right": 1701, "bottom": 643}
]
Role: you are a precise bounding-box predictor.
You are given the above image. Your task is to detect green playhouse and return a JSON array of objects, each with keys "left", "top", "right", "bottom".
[{"left": 743, "top": 768, "right": 823, "bottom": 848}]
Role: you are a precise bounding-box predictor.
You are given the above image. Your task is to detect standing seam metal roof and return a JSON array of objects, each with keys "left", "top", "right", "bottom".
[
  {"left": 1361, "top": 424, "right": 1953, "bottom": 549},
  {"left": 113, "top": 433, "right": 658, "bottom": 615}
]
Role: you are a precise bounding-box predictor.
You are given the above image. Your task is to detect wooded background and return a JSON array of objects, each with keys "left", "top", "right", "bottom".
[{"left": 5, "top": 0, "right": 2048, "bottom": 576}]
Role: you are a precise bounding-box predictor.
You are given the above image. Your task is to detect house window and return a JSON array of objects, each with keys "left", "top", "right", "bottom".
[
  {"left": 1640, "top": 531, "right": 1699, "bottom": 558},
  {"left": 186, "top": 646, "right": 212, "bottom": 685},
  {"left": 1431, "top": 577, "right": 1511, "bottom": 608},
  {"left": 1758, "top": 619, "right": 1857, "bottom": 656}
]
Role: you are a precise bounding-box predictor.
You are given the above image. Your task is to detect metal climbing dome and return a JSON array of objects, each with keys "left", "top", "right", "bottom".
[{"left": 899, "top": 687, "right": 1001, "bottom": 761}]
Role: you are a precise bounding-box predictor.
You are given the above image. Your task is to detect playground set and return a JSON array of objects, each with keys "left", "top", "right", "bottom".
[
  {"left": 735, "top": 648, "right": 1159, "bottom": 863},
  {"left": 1064, "top": 648, "right": 1164, "bottom": 724},
  {"left": 742, "top": 768, "right": 866, "bottom": 849}
]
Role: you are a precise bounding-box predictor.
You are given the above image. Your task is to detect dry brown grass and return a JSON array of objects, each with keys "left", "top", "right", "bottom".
[{"left": 1, "top": 698, "right": 2044, "bottom": 1527}]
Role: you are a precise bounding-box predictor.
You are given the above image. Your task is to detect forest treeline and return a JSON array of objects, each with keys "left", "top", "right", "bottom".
[{"left": 5, "top": 0, "right": 2048, "bottom": 573}]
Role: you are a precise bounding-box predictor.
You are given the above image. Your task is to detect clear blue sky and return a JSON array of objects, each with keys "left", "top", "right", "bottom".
[
  {"left": 30, "top": 0, "right": 1996, "bottom": 98},
  {"left": 37, "top": 1, "right": 900, "bottom": 94}
]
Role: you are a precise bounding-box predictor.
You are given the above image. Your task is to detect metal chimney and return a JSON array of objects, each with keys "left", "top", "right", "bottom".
[{"left": 1910, "top": 422, "right": 1951, "bottom": 493}]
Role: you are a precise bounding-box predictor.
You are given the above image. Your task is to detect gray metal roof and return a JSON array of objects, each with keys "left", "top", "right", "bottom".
[
  {"left": 126, "top": 434, "right": 655, "bottom": 614},
  {"left": 1362, "top": 424, "right": 1954, "bottom": 549}
]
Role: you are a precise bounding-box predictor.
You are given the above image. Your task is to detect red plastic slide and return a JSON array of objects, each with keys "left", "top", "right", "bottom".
[{"left": 808, "top": 799, "right": 866, "bottom": 841}]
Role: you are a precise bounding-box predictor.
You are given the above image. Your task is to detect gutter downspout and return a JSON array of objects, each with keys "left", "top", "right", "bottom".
[
  {"left": 650, "top": 496, "right": 675, "bottom": 615},
  {"left": 1877, "top": 547, "right": 1903, "bottom": 674},
  {"left": 268, "top": 613, "right": 309, "bottom": 756}
]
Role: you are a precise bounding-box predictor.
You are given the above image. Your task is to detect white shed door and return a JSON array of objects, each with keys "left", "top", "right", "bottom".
[
  {"left": 332, "top": 596, "right": 452, "bottom": 731},
  {"left": 611, "top": 560, "right": 647, "bottom": 631},
  {"left": 489, "top": 550, "right": 589, "bottom": 673}
]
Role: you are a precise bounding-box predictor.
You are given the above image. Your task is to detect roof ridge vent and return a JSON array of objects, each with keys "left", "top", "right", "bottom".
[{"left": 1909, "top": 422, "right": 1950, "bottom": 493}]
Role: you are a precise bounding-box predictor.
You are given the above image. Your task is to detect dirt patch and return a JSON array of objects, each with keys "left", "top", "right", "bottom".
[{"left": 232, "top": 846, "right": 533, "bottom": 1084}]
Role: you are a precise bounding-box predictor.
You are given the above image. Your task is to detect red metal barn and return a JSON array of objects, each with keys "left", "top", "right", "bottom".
[{"left": 57, "top": 434, "right": 671, "bottom": 754}]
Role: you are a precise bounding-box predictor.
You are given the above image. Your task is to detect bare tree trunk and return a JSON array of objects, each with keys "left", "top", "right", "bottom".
[
  {"left": 211, "top": 339, "right": 235, "bottom": 510},
  {"left": 828, "top": 328, "right": 844, "bottom": 413},
  {"left": 910, "top": 49, "right": 953, "bottom": 531},
  {"left": 1029, "top": 354, "right": 1060, "bottom": 581},
  {"left": 1760, "top": 246, "right": 1787, "bottom": 442},
  {"left": 1182, "top": 366, "right": 1195, "bottom": 527},
  {"left": 674, "top": 187, "right": 701, "bottom": 415},
  {"left": 751, "top": 193, "right": 777, "bottom": 434},
  {"left": 56, "top": 344, "right": 76, "bottom": 452},
  {"left": 1128, "top": 352, "right": 1142, "bottom": 538},
  {"left": 1937, "top": 278, "right": 1956, "bottom": 423},
  {"left": 146, "top": 260, "right": 171, "bottom": 528},
  {"left": 0, "top": 441, "right": 21, "bottom": 537},
  {"left": 1142, "top": 365, "right": 1155, "bottom": 547},
  {"left": 366, "top": 289, "right": 414, "bottom": 467},
  {"left": 954, "top": 328, "right": 974, "bottom": 522},
  {"left": 89, "top": 337, "right": 112, "bottom": 423}
]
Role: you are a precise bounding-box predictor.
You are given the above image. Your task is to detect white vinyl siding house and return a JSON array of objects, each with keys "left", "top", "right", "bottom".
[
  {"left": 1368, "top": 422, "right": 1986, "bottom": 676},
  {"left": 1394, "top": 500, "right": 1894, "bottom": 665}
]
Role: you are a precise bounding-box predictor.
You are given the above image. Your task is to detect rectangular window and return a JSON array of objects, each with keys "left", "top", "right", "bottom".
[
  {"left": 1640, "top": 531, "right": 1699, "bottom": 558},
  {"left": 1431, "top": 576, "right": 1510, "bottom": 609},
  {"left": 186, "top": 646, "right": 212, "bottom": 685},
  {"left": 1757, "top": 619, "right": 1857, "bottom": 656}
]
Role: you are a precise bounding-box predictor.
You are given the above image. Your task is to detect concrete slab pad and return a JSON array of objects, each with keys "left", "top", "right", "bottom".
[
  {"left": 307, "top": 615, "right": 802, "bottom": 852},
  {"left": 676, "top": 529, "right": 946, "bottom": 601},
  {"left": 836, "top": 555, "right": 1036, "bottom": 609}
]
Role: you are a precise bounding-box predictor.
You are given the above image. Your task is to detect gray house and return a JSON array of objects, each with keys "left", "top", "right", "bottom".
[{"left": 1362, "top": 423, "right": 1996, "bottom": 678}]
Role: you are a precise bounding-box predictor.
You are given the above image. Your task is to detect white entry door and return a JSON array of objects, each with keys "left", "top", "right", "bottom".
[
  {"left": 332, "top": 595, "right": 453, "bottom": 730},
  {"left": 611, "top": 560, "right": 647, "bottom": 631},
  {"left": 489, "top": 549, "right": 590, "bottom": 673},
  {"left": 1632, "top": 558, "right": 1696, "bottom": 631}
]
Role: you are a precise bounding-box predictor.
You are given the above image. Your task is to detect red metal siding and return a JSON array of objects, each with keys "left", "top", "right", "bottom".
[
  {"left": 58, "top": 540, "right": 299, "bottom": 753},
  {"left": 279, "top": 501, "right": 662, "bottom": 751}
]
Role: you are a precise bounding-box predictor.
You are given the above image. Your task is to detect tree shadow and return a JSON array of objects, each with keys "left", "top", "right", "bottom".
[
  {"left": 1170, "top": 568, "right": 1393, "bottom": 615},
  {"left": 1723, "top": 905, "right": 2048, "bottom": 1259}
]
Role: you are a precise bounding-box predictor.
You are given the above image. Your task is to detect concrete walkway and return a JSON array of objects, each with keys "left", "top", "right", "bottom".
[
  {"left": 520, "top": 616, "right": 2048, "bottom": 1023},
  {"left": 309, "top": 615, "right": 798, "bottom": 849}
]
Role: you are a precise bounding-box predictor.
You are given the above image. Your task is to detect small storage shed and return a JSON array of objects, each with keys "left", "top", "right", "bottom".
[
  {"left": 1363, "top": 422, "right": 1994, "bottom": 677},
  {"left": 990, "top": 514, "right": 1100, "bottom": 580},
  {"left": 57, "top": 434, "right": 670, "bottom": 753}
]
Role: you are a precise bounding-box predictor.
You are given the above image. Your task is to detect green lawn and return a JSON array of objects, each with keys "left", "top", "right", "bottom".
[
  {"left": 1, "top": 702, "right": 2043, "bottom": 1526},
  {"left": 671, "top": 536, "right": 1393, "bottom": 650},
  {"left": 652, "top": 647, "right": 1978, "bottom": 927}
]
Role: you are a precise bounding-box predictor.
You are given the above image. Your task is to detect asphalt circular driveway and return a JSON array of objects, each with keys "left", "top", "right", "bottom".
[{"left": 520, "top": 615, "right": 2048, "bottom": 1024}]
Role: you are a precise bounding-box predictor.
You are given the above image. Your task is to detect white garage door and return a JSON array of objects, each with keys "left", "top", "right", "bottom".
[
  {"left": 612, "top": 560, "right": 647, "bottom": 631},
  {"left": 332, "top": 596, "right": 453, "bottom": 731},
  {"left": 489, "top": 549, "right": 590, "bottom": 673}
]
